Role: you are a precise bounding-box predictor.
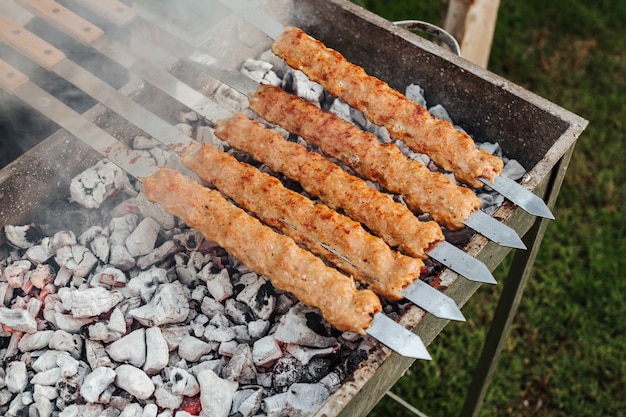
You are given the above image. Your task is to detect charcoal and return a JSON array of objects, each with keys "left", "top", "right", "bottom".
[
  {"left": 84, "top": 340, "right": 112, "bottom": 369},
  {"left": 136, "top": 240, "right": 179, "bottom": 270},
  {"left": 53, "top": 311, "right": 95, "bottom": 333},
  {"left": 173, "top": 229, "right": 203, "bottom": 252},
  {"left": 177, "top": 336, "right": 214, "bottom": 362},
  {"left": 200, "top": 295, "right": 226, "bottom": 318},
  {"left": 24, "top": 238, "right": 55, "bottom": 264},
  {"left": 7, "top": 392, "right": 30, "bottom": 416},
  {"left": 168, "top": 367, "right": 200, "bottom": 396},
  {"left": 285, "top": 344, "right": 337, "bottom": 366},
  {"left": 69, "top": 159, "right": 127, "bottom": 209},
  {"left": 33, "top": 384, "right": 58, "bottom": 401},
  {"left": 125, "top": 218, "right": 160, "bottom": 257},
  {"left": 252, "top": 335, "right": 283, "bottom": 368},
  {"left": 135, "top": 192, "right": 176, "bottom": 230},
  {"left": 0, "top": 307, "right": 37, "bottom": 333},
  {"left": 218, "top": 340, "right": 239, "bottom": 357},
  {"left": 274, "top": 305, "right": 337, "bottom": 348},
  {"left": 285, "top": 70, "right": 324, "bottom": 104},
  {"left": 56, "top": 351, "right": 80, "bottom": 377},
  {"left": 114, "top": 364, "right": 155, "bottom": 400},
  {"left": 91, "top": 267, "right": 127, "bottom": 289},
  {"left": 328, "top": 98, "right": 351, "bottom": 121},
  {"left": 263, "top": 392, "right": 289, "bottom": 417},
  {"left": 196, "top": 125, "right": 226, "bottom": 150},
  {"left": 222, "top": 344, "right": 256, "bottom": 384},
  {"left": 199, "top": 267, "right": 233, "bottom": 302},
  {"left": 405, "top": 83, "right": 427, "bottom": 107},
  {"left": 203, "top": 324, "right": 236, "bottom": 343},
  {"left": 144, "top": 327, "right": 170, "bottom": 375},
  {"left": 0, "top": 390, "right": 11, "bottom": 407},
  {"left": 5, "top": 361, "right": 28, "bottom": 393},
  {"left": 30, "top": 263, "right": 55, "bottom": 289},
  {"left": 31, "top": 367, "right": 62, "bottom": 386},
  {"left": 231, "top": 387, "right": 264, "bottom": 417},
  {"left": 247, "top": 319, "right": 270, "bottom": 340},
  {"left": 105, "top": 328, "right": 146, "bottom": 367},
  {"left": 18, "top": 330, "right": 53, "bottom": 352},
  {"left": 153, "top": 381, "right": 183, "bottom": 410},
  {"left": 4, "top": 224, "right": 43, "bottom": 249},
  {"left": 4, "top": 259, "right": 31, "bottom": 288},
  {"left": 428, "top": 104, "right": 453, "bottom": 123},
  {"left": 32, "top": 350, "right": 63, "bottom": 373},
  {"left": 225, "top": 298, "right": 255, "bottom": 325},
  {"left": 159, "top": 325, "right": 189, "bottom": 352},
  {"left": 503, "top": 158, "right": 527, "bottom": 181},
  {"left": 58, "top": 286, "right": 123, "bottom": 318},
  {"left": 127, "top": 268, "right": 169, "bottom": 303},
  {"left": 129, "top": 281, "right": 190, "bottom": 326},
  {"left": 55, "top": 244, "right": 98, "bottom": 278},
  {"left": 235, "top": 276, "right": 275, "bottom": 321},
  {"left": 197, "top": 369, "right": 238, "bottom": 417},
  {"left": 33, "top": 396, "right": 54, "bottom": 417},
  {"left": 81, "top": 367, "right": 116, "bottom": 403},
  {"left": 285, "top": 383, "right": 330, "bottom": 416}
]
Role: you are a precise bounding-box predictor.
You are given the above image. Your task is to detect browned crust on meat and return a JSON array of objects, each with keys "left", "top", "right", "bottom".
[
  {"left": 215, "top": 113, "right": 444, "bottom": 259},
  {"left": 249, "top": 84, "right": 481, "bottom": 230},
  {"left": 142, "top": 168, "right": 381, "bottom": 333},
  {"left": 272, "top": 26, "right": 503, "bottom": 188},
  {"left": 180, "top": 143, "right": 423, "bottom": 301}
]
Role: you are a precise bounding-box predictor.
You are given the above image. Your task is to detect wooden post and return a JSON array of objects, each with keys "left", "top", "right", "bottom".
[{"left": 442, "top": 0, "right": 501, "bottom": 68}]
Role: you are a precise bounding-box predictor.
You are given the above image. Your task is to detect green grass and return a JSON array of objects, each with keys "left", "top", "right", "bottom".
[{"left": 350, "top": 1, "right": 626, "bottom": 416}]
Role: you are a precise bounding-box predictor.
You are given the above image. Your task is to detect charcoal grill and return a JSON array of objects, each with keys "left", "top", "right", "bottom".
[{"left": 0, "top": 0, "right": 587, "bottom": 416}]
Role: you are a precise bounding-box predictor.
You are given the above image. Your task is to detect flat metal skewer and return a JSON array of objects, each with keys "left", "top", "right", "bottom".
[
  {"left": 63, "top": 0, "right": 515, "bottom": 257},
  {"left": 188, "top": 58, "right": 526, "bottom": 251},
  {"left": 0, "top": 54, "right": 430, "bottom": 360},
  {"left": 216, "top": 0, "right": 554, "bottom": 221},
  {"left": 10, "top": 1, "right": 481, "bottom": 313},
  {"left": 0, "top": 13, "right": 431, "bottom": 358}
]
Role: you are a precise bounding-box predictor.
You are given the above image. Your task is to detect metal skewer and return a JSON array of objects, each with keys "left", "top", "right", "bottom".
[
  {"left": 7, "top": 1, "right": 486, "bottom": 313},
  {"left": 0, "top": 54, "right": 430, "bottom": 360},
  {"left": 58, "top": 0, "right": 516, "bottom": 262},
  {"left": 188, "top": 58, "right": 526, "bottom": 251},
  {"left": 0, "top": 12, "right": 432, "bottom": 359},
  {"left": 216, "top": 0, "right": 554, "bottom": 222}
]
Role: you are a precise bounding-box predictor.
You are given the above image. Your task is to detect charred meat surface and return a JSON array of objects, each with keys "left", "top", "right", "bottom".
[
  {"left": 142, "top": 168, "right": 381, "bottom": 333},
  {"left": 249, "top": 84, "right": 481, "bottom": 230},
  {"left": 181, "top": 143, "right": 423, "bottom": 300},
  {"left": 272, "top": 27, "right": 503, "bottom": 189},
  {"left": 215, "top": 112, "right": 444, "bottom": 259}
]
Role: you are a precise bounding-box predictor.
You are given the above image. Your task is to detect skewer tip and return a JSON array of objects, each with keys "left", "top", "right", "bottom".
[
  {"left": 367, "top": 314, "right": 432, "bottom": 360},
  {"left": 401, "top": 279, "right": 466, "bottom": 322}
]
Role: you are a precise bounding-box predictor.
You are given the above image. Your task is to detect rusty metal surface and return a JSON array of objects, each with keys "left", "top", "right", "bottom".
[{"left": 0, "top": 0, "right": 587, "bottom": 415}]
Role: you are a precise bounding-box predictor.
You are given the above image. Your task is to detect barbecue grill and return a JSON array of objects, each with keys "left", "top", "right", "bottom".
[{"left": 0, "top": 0, "right": 587, "bottom": 416}]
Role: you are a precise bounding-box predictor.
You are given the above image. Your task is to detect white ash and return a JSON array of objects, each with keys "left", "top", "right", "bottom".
[
  {"left": 69, "top": 159, "right": 130, "bottom": 209},
  {"left": 4, "top": 224, "right": 45, "bottom": 250},
  {"left": 0, "top": 51, "right": 520, "bottom": 417},
  {"left": 0, "top": 206, "right": 368, "bottom": 416}
]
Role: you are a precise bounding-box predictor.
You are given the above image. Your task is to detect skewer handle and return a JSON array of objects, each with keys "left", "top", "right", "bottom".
[
  {"left": 74, "top": 0, "right": 136, "bottom": 26},
  {"left": 0, "top": 15, "right": 66, "bottom": 68},
  {"left": 0, "top": 59, "right": 29, "bottom": 92},
  {"left": 16, "top": 0, "right": 104, "bottom": 45}
]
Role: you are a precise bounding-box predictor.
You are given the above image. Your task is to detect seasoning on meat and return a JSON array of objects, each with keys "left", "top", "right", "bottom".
[
  {"left": 142, "top": 168, "right": 381, "bottom": 333},
  {"left": 215, "top": 112, "right": 444, "bottom": 259},
  {"left": 181, "top": 143, "right": 424, "bottom": 301},
  {"left": 272, "top": 26, "right": 503, "bottom": 189},
  {"left": 248, "top": 84, "right": 481, "bottom": 231}
]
